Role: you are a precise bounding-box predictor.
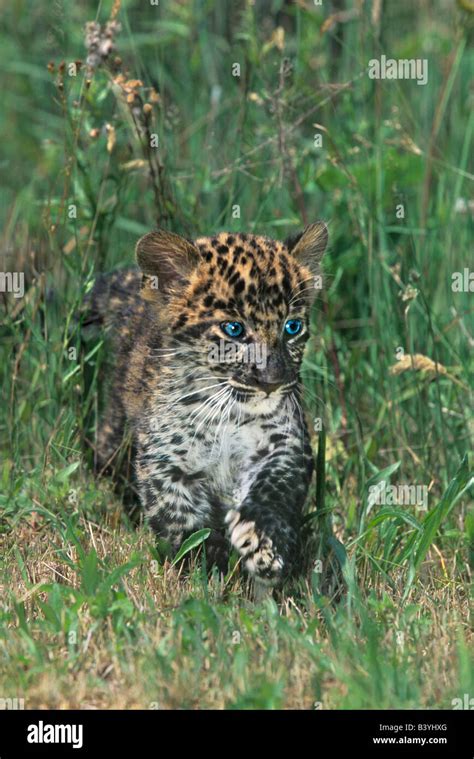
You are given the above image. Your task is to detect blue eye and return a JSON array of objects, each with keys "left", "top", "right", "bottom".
[
  {"left": 221, "top": 321, "right": 244, "bottom": 338},
  {"left": 285, "top": 319, "right": 303, "bottom": 336}
]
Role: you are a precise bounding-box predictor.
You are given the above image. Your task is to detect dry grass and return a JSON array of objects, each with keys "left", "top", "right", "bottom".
[{"left": 1, "top": 506, "right": 470, "bottom": 710}]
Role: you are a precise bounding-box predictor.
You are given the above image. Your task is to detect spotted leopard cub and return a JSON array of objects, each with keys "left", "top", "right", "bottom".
[{"left": 89, "top": 223, "right": 328, "bottom": 585}]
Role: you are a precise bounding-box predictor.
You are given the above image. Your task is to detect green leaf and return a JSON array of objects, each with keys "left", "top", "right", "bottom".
[
  {"left": 171, "top": 529, "right": 211, "bottom": 566},
  {"left": 366, "top": 461, "right": 401, "bottom": 491},
  {"left": 402, "top": 455, "right": 473, "bottom": 600},
  {"left": 115, "top": 217, "right": 150, "bottom": 236},
  {"left": 54, "top": 461, "right": 80, "bottom": 484},
  {"left": 413, "top": 456, "right": 472, "bottom": 570},
  {"left": 37, "top": 599, "right": 61, "bottom": 630},
  {"left": 80, "top": 550, "right": 100, "bottom": 596},
  {"left": 366, "top": 508, "right": 421, "bottom": 532},
  {"left": 98, "top": 555, "right": 143, "bottom": 593}
]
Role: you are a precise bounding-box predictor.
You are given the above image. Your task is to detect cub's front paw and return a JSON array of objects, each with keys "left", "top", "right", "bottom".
[{"left": 225, "top": 509, "right": 284, "bottom": 584}]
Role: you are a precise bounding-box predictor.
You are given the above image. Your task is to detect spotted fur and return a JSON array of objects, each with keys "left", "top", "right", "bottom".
[{"left": 87, "top": 223, "right": 328, "bottom": 585}]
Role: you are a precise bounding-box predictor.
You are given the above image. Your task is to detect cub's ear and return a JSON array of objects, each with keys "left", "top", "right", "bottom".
[
  {"left": 285, "top": 221, "right": 328, "bottom": 274},
  {"left": 136, "top": 229, "right": 200, "bottom": 299}
]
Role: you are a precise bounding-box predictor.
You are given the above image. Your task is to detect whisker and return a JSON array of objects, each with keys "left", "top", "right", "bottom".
[
  {"left": 158, "top": 381, "right": 230, "bottom": 409},
  {"left": 191, "top": 387, "right": 231, "bottom": 436},
  {"left": 192, "top": 388, "right": 232, "bottom": 448},
  {"left": 189, "top": 385, "right": 230, "bottom": 423}
]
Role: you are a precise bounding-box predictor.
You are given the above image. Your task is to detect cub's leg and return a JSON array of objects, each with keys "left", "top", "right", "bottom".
[
  {"left": 226, "top": 438, "right": 313, "bottom": 585},
  {"left": 94, "top": 392, "right": 127, "bottom": 476},
  {"left": 135, "top": 439, "right": 217, "bottom": 554}
]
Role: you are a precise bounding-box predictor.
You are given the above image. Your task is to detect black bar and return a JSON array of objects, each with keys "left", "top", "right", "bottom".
[{"left": 0, "top": 709, "right": 471, "bottom": 757}]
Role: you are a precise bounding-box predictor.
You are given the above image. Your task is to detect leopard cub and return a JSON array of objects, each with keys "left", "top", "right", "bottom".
[{"left": 87, "top": 222, "right": 328, "bottom": 585}]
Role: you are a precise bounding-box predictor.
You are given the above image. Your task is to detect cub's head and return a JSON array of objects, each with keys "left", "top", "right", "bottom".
[{"left": 136, "top": 224, "right": 328, "bottom": 407}]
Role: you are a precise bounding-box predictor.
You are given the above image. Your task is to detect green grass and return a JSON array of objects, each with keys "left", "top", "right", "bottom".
[{"left": 0, "top": 0, "right": 473, "bottom": 709}]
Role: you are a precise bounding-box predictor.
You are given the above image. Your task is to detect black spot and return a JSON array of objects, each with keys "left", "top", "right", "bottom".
[
  {"left": 149, "top": 514, "right": 164, "bottom": 534},
  {"left": 282, "top": 272, "right": 292, "bottom": 295},
  {"left": 168, "top": 465, "right": 204, "bottom": 484},
  {"left": 269, "top": 433, "right": 286, "bottom": 444},
  {"left": 214, "top": 299, "right": 228, "bottom": 310},
  {"left": 228, "top": 271, "right": 241, "bottom": 287},
  {"left": 174, "top": 314, "right": 188, "bottom": 328}
]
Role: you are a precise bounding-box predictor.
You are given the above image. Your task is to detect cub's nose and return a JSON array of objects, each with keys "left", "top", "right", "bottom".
[{"left": 258, "top": 380, "right": 283, "bottom": 396}]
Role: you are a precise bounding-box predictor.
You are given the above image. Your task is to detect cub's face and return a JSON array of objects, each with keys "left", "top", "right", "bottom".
[{"left": 136, "top": 224, "right": 327, "bottom": 406}]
